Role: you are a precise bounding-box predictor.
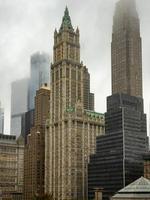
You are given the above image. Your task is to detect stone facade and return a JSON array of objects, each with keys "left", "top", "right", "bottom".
[
  {"left": 111, "top": 0, "right": 143, "bottom": 98},
  {"left": 45, "top": 7, "right": 105, "bottom": 200},
  {"left": 24, "top": 85, "right": 50, "bottom": 200},
  {"left": 0, "top": 134, "right": 24, "bottom": 199}
]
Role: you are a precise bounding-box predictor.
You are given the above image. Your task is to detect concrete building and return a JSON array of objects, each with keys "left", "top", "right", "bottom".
[
  {"left": 111, "top": 177, "right": 150, "bottom": 200},
  {"left": 45, "top": 7, "right": 105, "bottom": 200},
  {"left": 111, "top": 0, "right": 143, "bottom": 98},
  {"left": 11, "top": 78, "right": 29, "bottom": 137},
  {"left": 88, "top": 0, "right": 147, "bottom": 200},
  {"left": 24, "top": 85, "right": 50, "bottom": 200},
  {"left": 0, "top": 102, "right": 4, "bottom": 134},
  {"left": 28, "top": 52, "right": 50, "bottom": 111},
  {"left": 0, "top": 134, "right": 24, "bottom": 200}
]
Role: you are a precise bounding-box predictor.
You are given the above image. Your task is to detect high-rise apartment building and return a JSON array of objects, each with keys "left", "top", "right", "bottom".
[
  {"left": 0, "top": 134, "right": 24, "bottom": 199},
  {"left": 28, "top": 52, "right": 50, "bottom": 111},
  {"left": 24, "top": 85, "right": 50, "bottom": 200},
  {"left": 111, "top": 0, "right": 142, "bottom": 98},
  {"left": 88, "top": 0, "right": 147, "bottom": 199},
  {"left": 45, "top": 7, "right": 105, "bottom": 200},
  {"left": 0, "top": 102, "right": 4, "bottom": 134},
  {"left": 11, "top": 78, "right": 29, "bottom": 137}
]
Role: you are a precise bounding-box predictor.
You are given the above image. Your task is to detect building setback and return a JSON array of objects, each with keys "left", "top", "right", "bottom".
[
  {"left": 0, "top": 134, "right": 24, "bottom": 199},
  {"left": 45, "top": 7, "right": 105, "bottom": 200},
  {"left": 24, "top": 85, "right": 50, "bottom": 200},
  {"left": 88, "top": 0, "right": 147, "bottom": 199}
]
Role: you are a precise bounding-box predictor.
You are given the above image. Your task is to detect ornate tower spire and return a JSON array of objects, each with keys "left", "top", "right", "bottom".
[
  {"left": 54, "top": 7, "right": 80, "bottom": 63},
  {"left": 60, "top": 6, "right": 73, "bottom": 31}
]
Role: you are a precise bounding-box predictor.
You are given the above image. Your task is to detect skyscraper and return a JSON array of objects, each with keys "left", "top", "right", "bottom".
[
  {"left": 0, "top": 102, "right": 4, "bottom": 134},
  {"left": 45, "top": 7, "right": 105, "bottom": 200},
  {"left": 28, "top": 52, "right": 50, "bottom": 110},
  {"left": 11, "top": 78, "right": 29, "bottom": 137},
  {"left": 88, "top": 0, "right": 147, "bottom": 199},
  {"left": 22, "top": 52, "right": 50, "bottom": 141},
  {"left": 111, "top": 0, "right": 142, "bottom": 97},
  {"left": 24, "top": 85, "right": 50, "bottom": 200}
]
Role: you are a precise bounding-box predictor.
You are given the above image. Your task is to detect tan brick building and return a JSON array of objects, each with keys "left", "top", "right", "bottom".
[
  {"left": 0, "top": 134, "right": 24, "bottom": 200},
  {"left": 144, "top": 152, "right": 150, "bottom": 180},
  {"left": 111, "top": 0, "right": 143, "bottom": 98},
  {"left": 24, "top": 85, "right": 50, "bottom": 200},
  {"left": 45, "top": 7, "right": 105, "bottom": 200}
]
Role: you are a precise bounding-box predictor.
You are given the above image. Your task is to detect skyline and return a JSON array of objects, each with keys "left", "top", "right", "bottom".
[{"left": 0, "top": 0, "right": 150, "bottom": 134}]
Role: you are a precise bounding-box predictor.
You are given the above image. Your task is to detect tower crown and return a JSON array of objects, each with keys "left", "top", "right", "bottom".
[{"left": 60, "top": 7, "right": 73, "bottom": 31}]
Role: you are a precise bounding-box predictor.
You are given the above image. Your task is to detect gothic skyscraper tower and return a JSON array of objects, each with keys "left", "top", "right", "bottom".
[
  {"left": 45, "top": 7, "right": 104, "bottom": 200},
  {"left": 111, "top": 0, "right": 143, "bottom": 97}
]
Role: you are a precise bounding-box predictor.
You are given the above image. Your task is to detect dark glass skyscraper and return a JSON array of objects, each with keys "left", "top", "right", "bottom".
[{"left": 88, "top": 0, "right": 148, "bottom": 199}]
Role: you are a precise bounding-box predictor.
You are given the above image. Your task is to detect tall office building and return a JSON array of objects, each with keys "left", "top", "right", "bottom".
[
  {"left": 0, "top": 102, "right": 4, "bottom": 134},
  {"left": 45, "top": 7, "right": 105, "bottom": 200},
  {"left": 28, "top": 52, "right": 50, "bottom": 110},
  {"left": 0, "top": 134, "right": 24, "bottom": 199},
  {"left": 11, "top": 78, "right": 29, "bottom": 137},
  {"left": 24, "top": 85, "right": 50, "bottom": 200},
  {"left": 111, "top": 0, "right": 142, "bottom": 97},
  {"left": 88, "top": 0, "right": 147, "bottom": 199}
]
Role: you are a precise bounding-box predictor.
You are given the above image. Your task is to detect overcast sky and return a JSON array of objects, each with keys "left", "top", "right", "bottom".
[{"left": 0, "top": 0, "right": 150, "bottom": 135}]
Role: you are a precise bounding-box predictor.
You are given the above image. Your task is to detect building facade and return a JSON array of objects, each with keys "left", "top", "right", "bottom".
[
  {"left": 111, "top": 0, "right": 143, "bottom": 98},
  {"left": 21, "top": 109, "right": 35, "bottom": 144},
  {"left": 0, "top": 102, "right": 4, "bottom": 134},
  {"left": 88, "top": 0, "right": 147, "bottom": 199},
  {"left": 45, "top": 7, "right": 105, "bottom": 200},
  {"left": 28, "top": 52, "right": 50, "bottom": 111},
  {"left": 144, "top": 152, "right": 150, "bottom": 180},
  {"left": 88, "top": 94, "right": 147, "bottom": 200},
  {"left": 24, "top": 85, "right": 50, "bottom": 200},
  {"left": 0, "top": 134, "right": 24, "bottom": 199},
  {"left": 11, "top": 78, "right": 29, "bottom": 137}
]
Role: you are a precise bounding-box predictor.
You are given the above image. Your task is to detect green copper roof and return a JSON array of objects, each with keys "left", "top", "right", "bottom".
[
  {"left": 85, "top": 110, "right": 104, "bottom": 119},
  {"left": 60, "top": 7, "right": 73, "bottom": 31}
]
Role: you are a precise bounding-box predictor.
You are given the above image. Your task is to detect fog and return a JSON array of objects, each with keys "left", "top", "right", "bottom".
[{"left": 0, "top": 0, "right": 149, "bottom": 135}]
